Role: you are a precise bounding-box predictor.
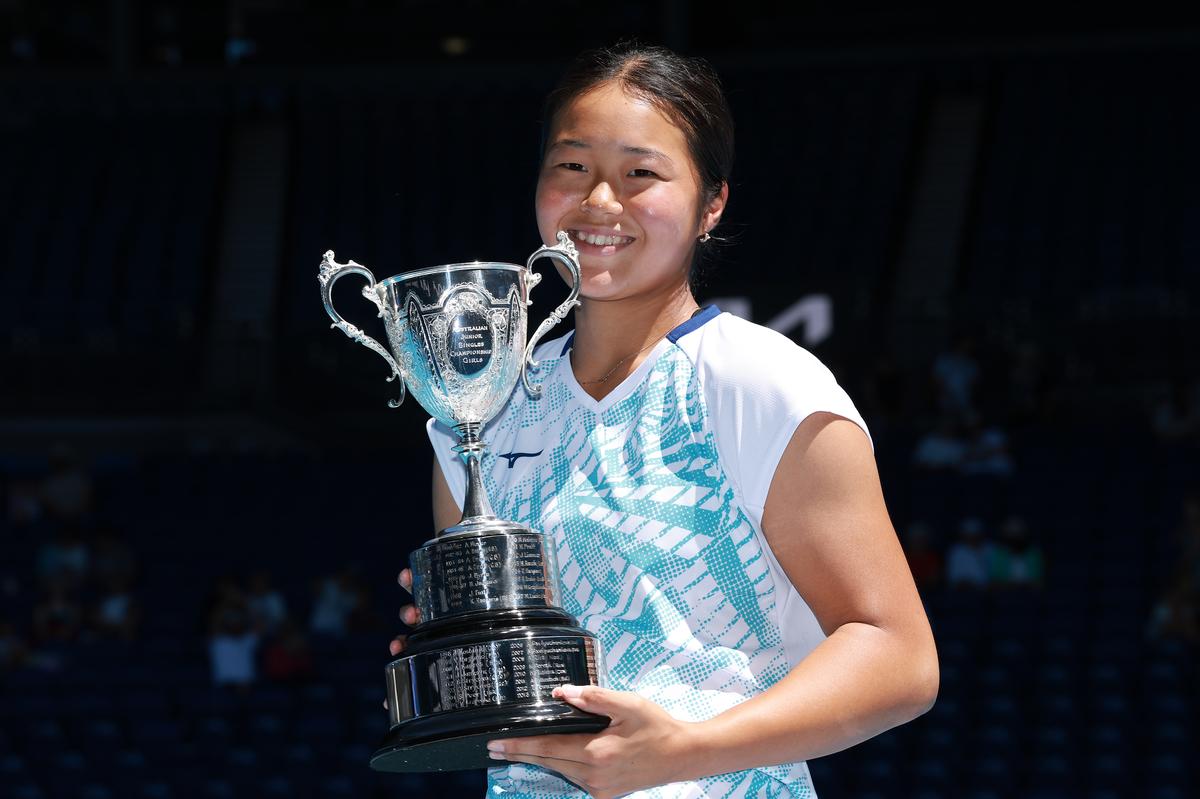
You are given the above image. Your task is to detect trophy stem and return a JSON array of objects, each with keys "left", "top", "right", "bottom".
[{"left": 452, "top": 422, "right": 497, "bottom": 527}]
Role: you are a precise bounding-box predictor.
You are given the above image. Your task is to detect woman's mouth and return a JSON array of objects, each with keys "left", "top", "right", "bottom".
[{"left": 568, "top": 229, "right": 635, "bottom": 250}]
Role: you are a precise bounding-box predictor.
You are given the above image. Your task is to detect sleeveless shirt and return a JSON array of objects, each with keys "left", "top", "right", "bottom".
[{"left": 427, "top": 307, "right": 870, "bottom": 798}]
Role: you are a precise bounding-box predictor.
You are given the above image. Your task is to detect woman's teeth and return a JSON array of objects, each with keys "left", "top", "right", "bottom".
[{"left": 571, "top": 230, "right": 632, "bottom": 247}]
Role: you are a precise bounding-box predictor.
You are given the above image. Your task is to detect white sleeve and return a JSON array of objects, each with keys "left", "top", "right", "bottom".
[
  {"left": 683, "top": 314, "right": 871, "bottom": 526},
  {"left": 426, "top": 418, "right": 466, "bottom": 510}
]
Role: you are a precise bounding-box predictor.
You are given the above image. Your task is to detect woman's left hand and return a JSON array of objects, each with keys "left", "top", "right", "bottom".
[{"left": 487, "top": 685, "right": 702, "bottom": 798}]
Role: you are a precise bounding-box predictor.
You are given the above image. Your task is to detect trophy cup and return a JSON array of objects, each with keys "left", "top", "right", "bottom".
[{"left": 318, "top": 232, "right": 608, "bottom": 772}]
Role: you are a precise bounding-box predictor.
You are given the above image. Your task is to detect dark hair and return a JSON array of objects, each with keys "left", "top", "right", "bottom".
[{"left": 541, "top": 42, "right": 735, "bottom": 240}]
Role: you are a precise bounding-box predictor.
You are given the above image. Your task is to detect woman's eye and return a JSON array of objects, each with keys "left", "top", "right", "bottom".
[
  {"left": 629, "top": 168, "right": 658, "bottom": 178},
  {"left": 558, "top": 162, "right": 586, "bottom": 172}
]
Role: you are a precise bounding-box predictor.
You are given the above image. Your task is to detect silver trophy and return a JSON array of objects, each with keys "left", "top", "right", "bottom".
[{"left": 319, "top": 232, "right": 608, "bottom": 772}]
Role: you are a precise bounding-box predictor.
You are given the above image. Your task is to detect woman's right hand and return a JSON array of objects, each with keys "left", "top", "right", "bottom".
[{"left": 389, "top": 567, "right": 420, "bottom": 657}]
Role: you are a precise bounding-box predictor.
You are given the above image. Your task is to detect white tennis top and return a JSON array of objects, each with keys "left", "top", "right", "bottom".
[{"left": 428, "top": 307, "right": 870, "bottom": 799}]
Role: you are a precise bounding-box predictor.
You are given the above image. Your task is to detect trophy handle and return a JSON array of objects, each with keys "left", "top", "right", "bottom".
[
  {"left": 318, "top": 250, "right": 406, "bottom": 408},
  {"left": 521, "top": 231, "right": 582, "bottom": 397}
]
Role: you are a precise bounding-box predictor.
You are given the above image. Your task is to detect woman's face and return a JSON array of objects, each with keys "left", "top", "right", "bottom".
[{"left": 535, "top": 81, "right": 725, "bottom": 303}]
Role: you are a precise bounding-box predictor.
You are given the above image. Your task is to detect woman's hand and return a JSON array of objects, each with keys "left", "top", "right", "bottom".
[
  {"left": 486, "top": 685, "right": 703, "bottom": 799},
  {"left": 388, "top": 567, "right": 420, "bottom": 656},
  {"left": 383, "top": 568, "right": 419, "bottom": 710}
]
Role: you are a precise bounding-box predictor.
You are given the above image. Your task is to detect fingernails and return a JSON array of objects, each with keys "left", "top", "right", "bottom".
[
  {"left": 486, "top": 741, "right": 505, "bottom": 753},
  {"left": 557, "top": 684, "right": 583, "bottom": 699},
  {"left": 488, "top": 751, "right": 505, "bottom": 760}
]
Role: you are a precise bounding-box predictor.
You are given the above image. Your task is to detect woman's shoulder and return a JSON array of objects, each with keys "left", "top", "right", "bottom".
[
  {"left": 680, "top": 311, "right": 840, "bottom": 394},
  {"left": 679, "top": 310, "right": 871, "bottom": 448}
]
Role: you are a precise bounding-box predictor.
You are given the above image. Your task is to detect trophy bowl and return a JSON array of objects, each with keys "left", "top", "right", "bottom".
[{"left": 319, "top": 232, "right": 610, "bottom": 772}]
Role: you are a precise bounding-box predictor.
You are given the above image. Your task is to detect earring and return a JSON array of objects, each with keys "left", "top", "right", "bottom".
[{"left": 699, "top": 232, "right": 711, "bottom": 243}]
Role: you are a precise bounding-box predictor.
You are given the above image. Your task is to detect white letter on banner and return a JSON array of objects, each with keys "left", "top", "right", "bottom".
[{"left": 766, "top": 295, "right": 832, "bottom": 346}]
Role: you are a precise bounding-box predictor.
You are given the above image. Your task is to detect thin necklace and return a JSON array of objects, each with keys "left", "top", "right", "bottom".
[{"left": 574, "top": 309, "right": 698, "bottom": 386}]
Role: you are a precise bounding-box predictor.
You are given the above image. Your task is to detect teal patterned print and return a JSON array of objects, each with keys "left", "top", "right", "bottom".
[{"left": 484, "top": 344, "right": 814, "bottom": 798}]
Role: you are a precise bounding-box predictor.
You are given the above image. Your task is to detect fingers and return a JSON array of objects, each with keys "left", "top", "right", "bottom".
[
  {"left": 487, "top": 733, "right": 596, "bottom": 766},
  {"left": 488, "top": 751, "right": 594, "bottom": 791},
  {"left": 389, "top": 566, "right": 418, "bottom": 657},
  {"left": 551, "top": 684, "right": 629, "bottom": 718},
  {"left": 487, "top": 739, "right": 606, "bottom": 797}
]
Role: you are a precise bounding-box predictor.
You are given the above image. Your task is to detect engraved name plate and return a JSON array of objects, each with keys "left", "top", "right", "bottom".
[
  {"left": 388, "top": 634, "right": 602, "bottom": 724},
  {"left": 412, "top": 532, "right": 561, "bottom": 622}
]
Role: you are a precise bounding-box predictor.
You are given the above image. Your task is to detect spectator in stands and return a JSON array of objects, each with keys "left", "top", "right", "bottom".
[
  {"left": 902, "top": 522, "right": 942, "bottom": 592},
  {"left": 208, "top": 591, "right": 260, "bottom": 691},
  {"left": 945, "top": 518, "right": 992, "bottom": 589},
  {"left": 960, "top": 413, "right": 1015, "bottom": 477},
  {"left": 246, "top": 571, "right": 288, "bottom": 634},
  {"left": 310, "top": 568, "right": 359, "bottom": 636},
  {"left": 32, "top": 580, "right": 84, "bottom": 644},
  {"left": 262, "top": 619, "right": 314, "bottom": 684},
  {"left": 35, "top": 525, "right": 90, "bottom": 590},
  {"left": 92, "top": 575, "right": 141, "bottom": 640},
  {"left": 912, "top": 418, "right": 966, "bottom": 471},
  {"left": 988, "top": 516, "right": 1043, "bottom": 589},
  {"left": 932, "top": 336, "right": 980, "bottom": 419},
  {"left": 39, "top": 443, "right": 94, "bottom": 523}
]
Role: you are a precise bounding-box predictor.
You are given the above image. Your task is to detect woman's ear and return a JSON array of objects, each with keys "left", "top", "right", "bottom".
[{"left": 699, "top": 181, "right": 729, "bottom": 237}]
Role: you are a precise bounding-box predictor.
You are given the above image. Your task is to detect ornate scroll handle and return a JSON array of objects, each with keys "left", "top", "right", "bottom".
[
  {"left": 318, "top": 250, "right": 406, "bottom": 408},
  {"left": 521, "top": 231, "right": 581, "bottom": 398}
]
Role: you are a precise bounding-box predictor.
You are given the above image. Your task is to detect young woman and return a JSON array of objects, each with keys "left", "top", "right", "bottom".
[{"left": 392, "top": 43, "right": 938, "bottom": 798}]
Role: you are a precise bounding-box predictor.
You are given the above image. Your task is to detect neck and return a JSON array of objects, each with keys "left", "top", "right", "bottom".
[{"left": 570, "top": 283, "right": 700, "bottom": 400}]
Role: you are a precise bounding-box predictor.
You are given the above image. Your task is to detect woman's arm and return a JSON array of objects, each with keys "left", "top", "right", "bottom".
[
  {"left": 489, "top": 412, "right": 938, "bottom": 796},
  {"left": 432, "top": 458, "right": 463, "bottom": 532},
  {"left": 685, "top": 412, "right": 938, "bottom": 770}
]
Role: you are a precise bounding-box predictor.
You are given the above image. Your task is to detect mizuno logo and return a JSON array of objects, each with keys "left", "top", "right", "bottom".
[{"left": 497, "top": 450, "right": 544, "bottom": 468}]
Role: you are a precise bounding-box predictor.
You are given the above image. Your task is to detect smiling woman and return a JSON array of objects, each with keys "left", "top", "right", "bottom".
[
  {"left": 394, "top": 42, "right": 938, "bottom": 799},
  {"left": 536, "top": 81, "right": 722, "bottom": 313}
]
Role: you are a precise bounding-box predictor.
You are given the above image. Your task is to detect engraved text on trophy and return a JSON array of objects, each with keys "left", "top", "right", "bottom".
[
  {"left": 448, "top": 312, "right": 493, "bottom": 375},
  {"left": 417, "top": 637, "right": 601, "bottom": 714}
]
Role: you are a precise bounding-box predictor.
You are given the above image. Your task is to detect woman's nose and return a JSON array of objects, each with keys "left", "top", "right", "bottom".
[{"left": 580, "top": 181, "right": 622, "bottom": 215}]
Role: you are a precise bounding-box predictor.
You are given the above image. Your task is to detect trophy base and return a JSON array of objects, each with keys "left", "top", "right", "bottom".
[
  {"left": 370, "top": 701, "right": 609, "bottom": 772},
  {"left": 377, "top": 622, "right": 608, "bottom": 772}
]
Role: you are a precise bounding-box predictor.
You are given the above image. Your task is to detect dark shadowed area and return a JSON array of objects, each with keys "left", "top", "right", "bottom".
[{"left": 1, "top": 2, "right": 1197, "bottom": 798}]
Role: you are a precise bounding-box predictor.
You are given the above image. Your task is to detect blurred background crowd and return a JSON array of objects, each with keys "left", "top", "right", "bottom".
[{"left": 1, "top": 1, "right": 1198, "bottom": 798}]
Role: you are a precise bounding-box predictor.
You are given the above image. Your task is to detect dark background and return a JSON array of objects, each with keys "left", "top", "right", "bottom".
[{"left": 1, "top": 2, "right": 1198, "bottom": 798}]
